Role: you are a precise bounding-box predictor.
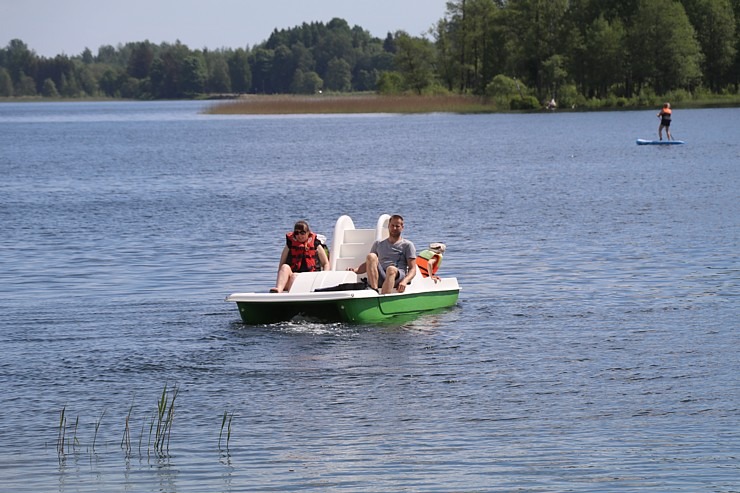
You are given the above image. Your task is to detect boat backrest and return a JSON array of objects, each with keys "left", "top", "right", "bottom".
[{"left": 330, "top": 214, "right": 389, "bottom": 273}]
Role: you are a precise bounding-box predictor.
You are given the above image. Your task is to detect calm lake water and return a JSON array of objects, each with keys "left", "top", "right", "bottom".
[{"left": 0, "top": 101, "right": 738, "bottom": 492}]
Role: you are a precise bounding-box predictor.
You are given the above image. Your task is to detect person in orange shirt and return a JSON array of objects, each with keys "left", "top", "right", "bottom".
[{"left": 657, "top": 102, "right": 672, "bottom": 141}]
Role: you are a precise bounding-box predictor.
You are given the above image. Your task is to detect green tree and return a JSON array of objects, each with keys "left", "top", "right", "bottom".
[
  {"left": 0, "top": 67, "right": 14, "bottom": 96},
  {"left": 683, "top": 0, "right": 737, "bottom": 91},
  {"left": 314, "top": 18, "right": 355, "bottom": 77},
  {"left": 250, "top": 48, "right": 274, "bottom": 93},
  {"left": 292, "top": 42, "right": 315, "bottom": 72},
  {"left": 302, "top": 71, "right": 323, "bottom": 93},
  {"left": 630, "top": 0, "right": 703, "bottom": 94},
  {"left": 376, "top": 71, "right": 403, "bottom": 94},
  {"left": 485, "top": 74, "right": 527, "bottom": 107},
  {"left": 127, "top": 41, "right": 155, "bottom": 79},
  {"left": 325, "top": 57, "right": 352, "bottom": 91},
  {"left": 81, "top": 48, "right": 94, "bottom": 65},
  {"left": 42, "top": 78, "right": 59, "bottom": 97},
  {"left": 5, "top": 39, "right": 37, "bottom": 84},
  {"left": 733, "top": 0, "right": 740, "bottom": 91},
  {"left": 432, "top": 18, "right": 459, "bottom": 91},
  {"left": 271, "top": 45, "right": 296, "bottom": 93},
  {"left": 96, "top": 45, "right": 119, "bottom": 64},
  {"left": 15, "top": 73, "right": 37, "bottom": 96},
  {"left": 150, "top": 42, "right": 190, "bottom": 98},
  {"left": 76, "top": 63, "right": 98, "bottom": 95},
  {"left": 227, "top": 48, "right": 252, "bottom": 93},
  {"left": 353, "top": 69, "right": 378, "bottom": 91},
  {"left": 394, "top": 32, "right": 435, "bottom": 94},
  {"left": 204, "top": 51, "right": 231, "bottom": 93},
  {"left": 59, "top": 73, "right": 80, "bottom": 97},
  {"left": 290, "top": 69, "right": 323, "bottom": 93},
  {"left": 541, "top": 54, "right": 568, "bottom": 99},
  {"left": 443, "top": 0, "right": 503, "bottom": 93},
  {"left": 582, "top": 15, "right": 626, "bottom": 97},
  {"left": 180, "top": 54, "right": 206, "bottom": 96},
  {"left": 504, "top": 0, "right": 570, "bottom": 98},
  {"left": 99, "top": 68, "right": 120, "bottom": 97}
]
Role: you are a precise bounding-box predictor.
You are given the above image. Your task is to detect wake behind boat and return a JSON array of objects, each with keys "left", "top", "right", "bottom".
[
  {"left": 226, "top": 214, "right": 460, "bottom": 324},
  {"left": 636, "top": 138, "right": 685, "bottom": 145}
]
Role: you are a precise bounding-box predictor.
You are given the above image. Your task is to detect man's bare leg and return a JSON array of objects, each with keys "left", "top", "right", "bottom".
[{"left": 366, "top": 253, "right": 380, "bottom": 290}]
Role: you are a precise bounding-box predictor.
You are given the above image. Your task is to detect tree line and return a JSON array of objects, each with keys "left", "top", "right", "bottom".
[{"left": 1, "top": 0, "right": 738, "bottom": 106}]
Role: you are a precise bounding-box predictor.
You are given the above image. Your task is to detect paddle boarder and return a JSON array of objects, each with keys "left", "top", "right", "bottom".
[
  {"left": 348, "top": 214, "right": 417, "bottom": 294},
  {"left": 657, "top": 102, "right": 672, "bottom": 141}
]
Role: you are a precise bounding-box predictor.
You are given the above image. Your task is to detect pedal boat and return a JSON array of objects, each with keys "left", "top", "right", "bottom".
[{"left": 226, "top": 214, "right": 460, "bottom": 324}]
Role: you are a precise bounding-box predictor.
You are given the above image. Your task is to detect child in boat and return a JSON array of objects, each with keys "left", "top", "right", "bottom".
[{"left": 416, "top": 243, "right": 446, "bottom": 282}]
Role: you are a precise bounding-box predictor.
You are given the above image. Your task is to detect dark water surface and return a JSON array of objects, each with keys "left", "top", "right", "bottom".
[{"left": 0, "top": 101, "right": 738, "bottom": 492}]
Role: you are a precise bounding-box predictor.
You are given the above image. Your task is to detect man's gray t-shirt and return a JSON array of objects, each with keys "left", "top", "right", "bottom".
[{"left": 371, "top": 238, "right": 416, "bottom": 272}]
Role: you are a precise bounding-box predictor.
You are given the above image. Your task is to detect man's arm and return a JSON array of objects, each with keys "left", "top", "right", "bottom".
[{"left": 397, "top": 255, "right": 417, "bottom": 293}]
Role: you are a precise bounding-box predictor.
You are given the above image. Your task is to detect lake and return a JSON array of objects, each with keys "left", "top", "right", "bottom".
[{"left": 0, "top": 101, "right": 738, "bottom": 492}]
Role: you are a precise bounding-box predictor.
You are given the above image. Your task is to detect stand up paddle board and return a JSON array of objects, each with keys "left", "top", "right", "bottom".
[{"left": 636, "top": 139, "right": 685, "bottom": 145}]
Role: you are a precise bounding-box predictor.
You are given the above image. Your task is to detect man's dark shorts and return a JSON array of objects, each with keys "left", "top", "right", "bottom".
[{"left": 378, "top": 265, "right": 407, "bottom": 286}]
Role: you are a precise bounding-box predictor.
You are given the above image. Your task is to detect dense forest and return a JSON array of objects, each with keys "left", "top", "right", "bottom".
[{"left": 1, "top": 0, "right": 739, "bottom": 107}]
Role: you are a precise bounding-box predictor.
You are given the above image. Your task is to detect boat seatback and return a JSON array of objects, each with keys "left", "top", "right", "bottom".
[{"left": 330, "top": 214, "right": 389, "bottom": 273}]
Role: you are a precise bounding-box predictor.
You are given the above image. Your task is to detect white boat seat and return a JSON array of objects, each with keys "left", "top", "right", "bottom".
[{"left": 288, "top": 271, "right": 359, "bottom": 293}]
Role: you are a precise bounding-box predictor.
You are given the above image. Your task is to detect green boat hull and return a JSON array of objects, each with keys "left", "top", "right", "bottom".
[
  {"left": 234, "top": 289, "right": 459, "bottom": 325},
  {"left": 336, "top": 289, "right": 459, "bottom": 323}
]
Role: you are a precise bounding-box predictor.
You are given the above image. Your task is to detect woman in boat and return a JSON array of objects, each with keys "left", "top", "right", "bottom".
[{"left": 271, "top": 220, "right": 330, "bottom": 293}]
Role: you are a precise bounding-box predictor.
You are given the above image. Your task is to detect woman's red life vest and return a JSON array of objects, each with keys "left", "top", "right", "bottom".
[{"left": 286, "top": 232, "right": 320, "bottom": 272}]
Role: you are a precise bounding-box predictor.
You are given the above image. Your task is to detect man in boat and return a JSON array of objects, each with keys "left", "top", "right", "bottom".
[
  {"left": 657, "top": 102, "right": 672, "bottom": 141},
  {"left": 349, "top": 214, "right": 416, "bottom": 294},
  {"left": 271, "top": 220, "right": 329, "bottom": 293}
]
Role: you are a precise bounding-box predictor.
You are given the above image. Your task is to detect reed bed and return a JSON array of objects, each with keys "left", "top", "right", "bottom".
[
  {"left": 208, "top": 94, "right": 497, "bottom": 115},
  {"left": 53, "top": 383, "right": 234, "bottom": 462}
]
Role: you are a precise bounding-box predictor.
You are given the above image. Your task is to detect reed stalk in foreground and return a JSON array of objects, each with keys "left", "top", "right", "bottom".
[
  {"left": 120, "top": 396, "right": 134, "bottom": 456},
  {"left": 72, "top": 416, "right": 79, "bottom": 450},
  {"left": 92, "top": 409, "right": 105, "bottom": 453},
  {"left": 56, "top": 407, "right": 79, "bottom": 457},
  {"left": 219, "top": 411, "right": 234, "bottom": 452},
  {"left": 151, "top": 382, "right": 179, "bottom": 455},
  {"left": 57, "top": 406, "right": 66, "bottom": 457}
]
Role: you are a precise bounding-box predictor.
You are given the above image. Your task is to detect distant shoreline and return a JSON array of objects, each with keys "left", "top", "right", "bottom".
[
  {"left": 3, "top": 93, "right": 740, "bottom": 114},
  {"left": 207, "top": 94, "right": 740, "bottom": 115}
]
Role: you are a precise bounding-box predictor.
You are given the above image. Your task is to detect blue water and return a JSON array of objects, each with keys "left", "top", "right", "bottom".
[{"left": 0, "top": 101, "right": 738, "bottom": 492}]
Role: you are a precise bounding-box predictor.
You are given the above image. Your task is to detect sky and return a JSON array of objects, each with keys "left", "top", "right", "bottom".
[{"left": 1, "top": 0, "right": 450, "bottom": 58}]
